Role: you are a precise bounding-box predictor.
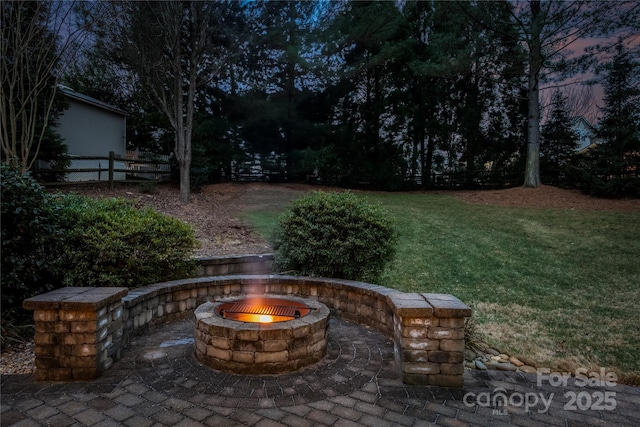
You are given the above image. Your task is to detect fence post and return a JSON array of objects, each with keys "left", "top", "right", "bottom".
[{"left": 109, "top": 151, "right": 115, "bottom": 189}]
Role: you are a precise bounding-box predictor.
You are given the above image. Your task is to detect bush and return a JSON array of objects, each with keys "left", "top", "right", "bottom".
[
  {"left": 55, "top": 195, "right": 198, "bottom": 288},
  {"left": 566, "top": 150, "right": 640, "bottom": 198},
  {"left": 1, "top": 163, "right": 65, "bottom": 310},
  {"left": 1, "top": 168, "right": 198, "bottom": 345},
  {"left": 273, "top": 191, "right": 396, "bottom": 282}
]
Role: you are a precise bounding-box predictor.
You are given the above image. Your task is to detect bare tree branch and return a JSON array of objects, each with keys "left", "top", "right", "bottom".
[{"left": 1, "top": 0, "right": 91, "bottom": 173}]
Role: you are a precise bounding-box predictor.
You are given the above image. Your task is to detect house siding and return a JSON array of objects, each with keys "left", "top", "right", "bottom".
[
  {"left": 571, "top": 117, "right": 601, "bottom": 153},
  {"left": 57, "top": 98, "right": 126, "bottom": 157}
]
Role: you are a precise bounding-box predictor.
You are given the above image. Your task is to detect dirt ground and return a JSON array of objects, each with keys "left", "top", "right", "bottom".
[
  {"left": 62, "top": 182, "right": 639, "bottom": 258},
  {"left": 58, "top": 182, "right": 315, "bottom": 257}
]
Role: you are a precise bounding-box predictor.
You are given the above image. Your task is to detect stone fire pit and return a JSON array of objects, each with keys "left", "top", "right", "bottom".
[{"left": 194, "top": 295, "right": 330, "bottom": 375}]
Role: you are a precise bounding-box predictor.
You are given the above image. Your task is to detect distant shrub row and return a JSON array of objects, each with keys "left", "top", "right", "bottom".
[{"left": 1, "top": 163, "right": 197, "bottom": 319}]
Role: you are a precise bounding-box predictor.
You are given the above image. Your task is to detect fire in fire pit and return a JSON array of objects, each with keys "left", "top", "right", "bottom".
[{"left": 217, "top": 297, "right": 311, "bottom": 323}]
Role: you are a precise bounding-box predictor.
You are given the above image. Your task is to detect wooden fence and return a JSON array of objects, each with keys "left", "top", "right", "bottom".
[
  {"left": 35, "top": 153, "right": 522, "bottom": 191},
  {"left": 409, "top": 171, "right": 521, "bottom": 189},
  {"left": 35, "top": 151, "right": 171, "bottom": 188}
]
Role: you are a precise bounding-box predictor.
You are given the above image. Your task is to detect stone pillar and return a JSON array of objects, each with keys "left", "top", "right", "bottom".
[
  {"left": 391, "top": 292, "right": 471, "bottom": 387},
  {"left": 23, "top": 287, "right": 128, "bottom": 381}
]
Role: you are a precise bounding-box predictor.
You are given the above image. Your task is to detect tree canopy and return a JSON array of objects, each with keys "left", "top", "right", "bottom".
[{"left": 6, "top": 0, "right": 639, "bottom": 195}]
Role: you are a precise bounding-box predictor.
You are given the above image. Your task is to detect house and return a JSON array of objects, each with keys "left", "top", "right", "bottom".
[
  {"left": 55, "top": 86, "right": 128, "bottom": 181},
  {"left": 571, "top": 116, "right": 601, "bottom": 154}
]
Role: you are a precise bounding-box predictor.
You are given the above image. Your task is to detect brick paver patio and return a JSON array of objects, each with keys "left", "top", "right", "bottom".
[{"left": 2, "top": 317, "right": 639, "bottom": 426}]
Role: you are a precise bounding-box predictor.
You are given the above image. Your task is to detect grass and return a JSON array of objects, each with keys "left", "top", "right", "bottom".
[{"left": 244, "top": 191, "right": 640, "bottom": 384}]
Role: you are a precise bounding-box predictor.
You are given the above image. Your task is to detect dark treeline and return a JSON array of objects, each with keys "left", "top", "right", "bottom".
[{"left": 57, "top": 1, "right": 639, "bottom": 194}]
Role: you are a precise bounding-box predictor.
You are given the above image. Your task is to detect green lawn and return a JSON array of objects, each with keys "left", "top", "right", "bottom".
[{"left": 244, "top": 192, "right": 640, "bottom": 384}]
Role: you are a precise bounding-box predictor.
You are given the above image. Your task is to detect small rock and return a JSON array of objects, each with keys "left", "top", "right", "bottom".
[
  {"left": 517, "top": 356, "right": 537, "bottom": 368},
  {"left": 498, "top": 353, "right": 509, "bottom": 360},
  {"left": 484, "top": 359, "right": 499, "bottom": 368},
  {"left": 475, "top": 360, "right": 488, "bottom": 370},
  {"left": 520, "top": 365, "right": 537, "bottom": 374},
  {"left": 464, "top": 349, "right": 476, "bottom": 361},
  {"left": 486, "top": 348, "right": 500, "bottom": 356},
  {"left": 494, "top": 362, "right": 518, "bottom": 372},
  {"left": 509, "top": 356, "right": 524, "bottom": 367},
  {"left": 465, "top": 361, "right": 476, "bottom": 369},
  {"left": 490, "top": 355, "right": 501, "bottom": 361}
]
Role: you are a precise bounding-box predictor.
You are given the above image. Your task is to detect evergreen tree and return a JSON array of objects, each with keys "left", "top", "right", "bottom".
[
  {"left": 594, "top": 41, "right": 640, "bottom": 196},
  {"left": 540, "top": 90, "right": 578, "bottom": 184},
  {"left": 324, "top": 1, "right": 409, "bottom": 189},
  {"left": 598, "top": 42, "right": 640, "bottom": 167},
  {"left": 569, "top": 41, "right": 640, "bottom": 197},
  {"left": 396, "top": 1, "right": 525, "bottom": 188},
  {"left": 228, "top": 1, "right": 326, "bottom": 181}
]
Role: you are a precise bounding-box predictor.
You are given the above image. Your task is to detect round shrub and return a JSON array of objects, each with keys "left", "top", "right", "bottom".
[
  {"left": 273, "top": 191, "right": 396, "bottom": 282},
  {"left": 1, "top": 163, "right": 65, "bottom": 310},
  {"left": 55, "top": 195, "right": 198, "bottom": 288}
]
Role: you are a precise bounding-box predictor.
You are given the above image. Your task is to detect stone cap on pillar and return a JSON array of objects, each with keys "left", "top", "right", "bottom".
[
  {"left": 24, "top": 287, "right": 129, "bottom": 311},
  {"left": 421, "top": 293, "right": 471, "bottom": 318},
  {"left": 387, "top": 292, "right": 433, "bottom": 317}
]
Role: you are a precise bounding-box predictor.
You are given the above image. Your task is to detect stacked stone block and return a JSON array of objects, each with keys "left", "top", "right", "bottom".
[
  {"left": 390, "top": 292, "right": 471, "bottom": 387},
  {"left": 195, "top": 254, "right": 273, "bottom": 277},
  {"left": 23, "top": 287, "right": 128, "bottom": 381}
]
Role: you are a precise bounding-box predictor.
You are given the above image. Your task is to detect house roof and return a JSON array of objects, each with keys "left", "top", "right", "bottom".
[
  {"left": 58, "top": 86, "right": 129, "bottom": 116},
  {"left": 571, "top": 116, "right": 596, "bottom": 132}
]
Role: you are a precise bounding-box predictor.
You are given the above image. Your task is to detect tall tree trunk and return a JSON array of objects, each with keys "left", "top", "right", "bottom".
[
  {"left": 175, "top": 1, "right": 199, "bottom": 203},
  {"left": 464, "top": 74, "right": 481, "bottom": 188},
  {"left": 176, "top": 115, "right": 192, "bottom": 202},
  {"left": 285, "top": 58, "right": 295, "bottom": 176},
  {"left": 524, "top": 77, "right": 541, "bottom": 188},
  {"left": 420, "top": 135, "right": 426, "bottom": 187},
  {"left": 524, "top": 70, "right": 541, "bottom": 187},
  {"left": 178, "top": 156, "right": 191, "bottom": 202},
  {"left": 424, "top": 136, "right": 436, "bottom": 189},
  {"left": 410, "top": 127, "right": 419, "bottom": 182},
  {"left": 523, "top": 0, "right": 542, "bottom": 188}
]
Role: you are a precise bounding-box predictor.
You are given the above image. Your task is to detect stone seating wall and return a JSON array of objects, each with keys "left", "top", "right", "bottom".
[{"left": 24, "top": 255, "right": 471, "bottom": 387}]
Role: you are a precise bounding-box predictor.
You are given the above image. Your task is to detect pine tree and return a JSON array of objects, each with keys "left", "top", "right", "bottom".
[
  {"left": 540, "top": 90, "right": 578, "bottom": 184},
  {"left": 571, "top": 41, "right": 640, "bottom": 197},
  {"left": 593, "top": 41, "right": 640, "bottom": 197},
  {"left": 597, "top": 41, "right": 640, "bottom": 172}
]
